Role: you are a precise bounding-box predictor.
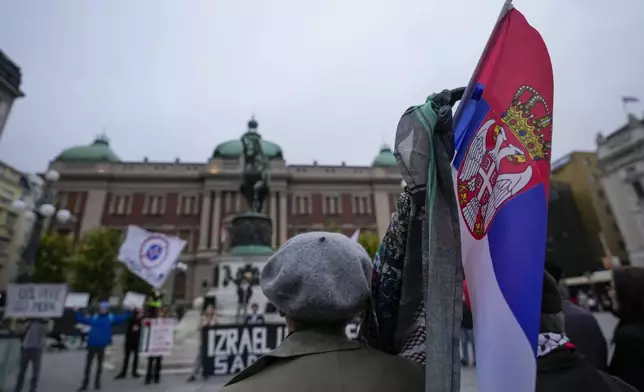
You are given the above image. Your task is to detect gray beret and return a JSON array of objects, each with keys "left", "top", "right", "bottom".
[{"left": 261, "top": 231, "right": 372, "bottom": 322}]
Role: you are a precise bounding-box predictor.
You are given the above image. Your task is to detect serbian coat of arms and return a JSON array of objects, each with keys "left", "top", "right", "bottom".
[{"left": 457, "top": 85, "right": 552, "bottom": 240}]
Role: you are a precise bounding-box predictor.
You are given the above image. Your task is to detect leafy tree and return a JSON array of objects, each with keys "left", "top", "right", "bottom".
[
  {"left": 69, "top": 228, "right": 121, "bottom": 301},
  {"left": 119, "top": 266, "right": 152, "bottom": 296},
  {"left": 31, "top": 234, "right": 73, "bottom": 283},
  {"left": 358, "top": 231, "right": 380, "bottom": 259},
  {"left": 324, "top": 222, "right": 380, "bottom": 259}
]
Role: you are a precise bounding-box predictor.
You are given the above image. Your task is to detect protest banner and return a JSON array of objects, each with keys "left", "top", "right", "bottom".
[
  {"left": 201, "top": 322, "right": 360, "bottom": 376},
  {"left": 117, "top": 225, "right": 186, "bottom": 288},
  {"left": 139, "top": 318, "right": 176, "bottom": 357},
  {"left": 65, "top": 292, "right": 90, "bottom": 309},
  {"left": 5, "top": 284, "right": 67, "bottom": 318},
  {"left": 122, "top": 291, "right": 146, "bottom": 309}
]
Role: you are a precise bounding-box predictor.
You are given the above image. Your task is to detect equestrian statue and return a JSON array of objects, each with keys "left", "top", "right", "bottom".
[{"left": 240, "top": 116, "right": 269, "bottom": 213}]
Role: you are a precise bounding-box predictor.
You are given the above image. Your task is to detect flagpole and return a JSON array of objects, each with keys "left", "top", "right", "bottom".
[{"left": 453, "top": 0, "right": 514, "bottom": 124}]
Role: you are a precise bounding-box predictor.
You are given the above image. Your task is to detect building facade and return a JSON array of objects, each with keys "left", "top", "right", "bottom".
[
  {"left": 48, "top": 119, "right": 402, "bottom": 301},
  {"left": 0, "top": 161, "right": 33, "bottom": 289},
  {"left": 547, "top": 181, "right": 602, "bottom": 276},
  {"left": 596, "top": 114, "right": 644, "bottom": 267},
  {"left": 551, "top": 151, "right": 628, "bottom": 266},
  {"left": 0, "top": 50, "right": 24, "bottom": 141}
]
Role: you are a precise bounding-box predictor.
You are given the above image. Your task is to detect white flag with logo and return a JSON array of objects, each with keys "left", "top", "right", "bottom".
[{"left": 117, "top": 225, "right": 186, "bottom": 289}]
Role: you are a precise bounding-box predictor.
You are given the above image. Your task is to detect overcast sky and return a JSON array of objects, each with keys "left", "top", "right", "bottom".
[{"left": 0, "top": 0, "right": 643, "bottom": 173}]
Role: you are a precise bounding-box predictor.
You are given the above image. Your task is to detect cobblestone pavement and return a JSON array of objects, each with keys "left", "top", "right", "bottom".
[{"left": 34, "top": 312, "right": 616, "bottom": 392}]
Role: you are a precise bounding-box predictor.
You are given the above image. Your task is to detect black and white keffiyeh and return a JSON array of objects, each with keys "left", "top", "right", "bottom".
[{"left": 537, "top": 332, "right": 570, "bottom": 357}]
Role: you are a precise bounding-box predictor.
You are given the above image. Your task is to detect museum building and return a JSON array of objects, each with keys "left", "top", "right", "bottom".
[{"left": 47, "top": 118, "right": 403, "bottom": 301}]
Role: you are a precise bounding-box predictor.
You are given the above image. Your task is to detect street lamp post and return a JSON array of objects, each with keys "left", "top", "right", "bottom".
[{"left": 11, "top": 169, "right": 72, "bottom": 283}]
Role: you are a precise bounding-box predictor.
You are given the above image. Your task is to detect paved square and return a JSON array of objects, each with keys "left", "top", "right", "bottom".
[
  {"left": 37, "top": 350, "right": 476, "bottom": 392},
  {"left": 32, "top": 312, "right": 615, "bottom": 391},
  {"left": 38, "top": 350, "right": 229, "bottom": 392}
]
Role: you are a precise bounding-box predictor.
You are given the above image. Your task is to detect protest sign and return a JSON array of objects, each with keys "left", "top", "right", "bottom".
[
  {"left": 5, "top": 284, "right": 67, "bottom": 318},
  {"left": 123, "top": 291, "right": 146, "bottom": 309},
  {"left": 65, "top": 292, "right": 90, "bottom": 309},
  {"left": 202, "top": 322, "right": 360, "bottom": 376},
  {"left": 139, "top": 318, "right": 175, "bottom": 357},
  {"left": 118, "top": 225, "right": 186, "bottom": 288}
]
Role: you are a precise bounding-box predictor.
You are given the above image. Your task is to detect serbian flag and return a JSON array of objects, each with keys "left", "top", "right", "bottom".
[{"left": 451, "top": 5, "right": 553, "bottom": 392}]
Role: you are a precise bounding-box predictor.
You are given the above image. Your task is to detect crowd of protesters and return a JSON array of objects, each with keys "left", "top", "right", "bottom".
[{"left": 8, "top": 231, "right": 644, "bottom": 392}]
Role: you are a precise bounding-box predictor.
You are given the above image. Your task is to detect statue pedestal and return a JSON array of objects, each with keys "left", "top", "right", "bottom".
[
  {"left": 211, "top": 254, "right": 282, "bottom": 325},
  {"left": 229, "top": 212, "right": 273, "bottom": 254}
]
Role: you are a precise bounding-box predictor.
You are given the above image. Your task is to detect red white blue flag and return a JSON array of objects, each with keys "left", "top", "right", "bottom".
[{"left": 451, "top": 6, "right": 554, "bottom": 392}]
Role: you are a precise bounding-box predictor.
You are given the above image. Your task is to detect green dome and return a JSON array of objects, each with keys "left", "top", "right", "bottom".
[
  {"left": 372, "top": 145, "right": 397, "bottom": 167},
  {"left": 56, "top": 136, "right": 121, "bottom": 163},
  {"left": 213, "top": 139, "right": 283, "bottom": 160},
  {"left": 212, "top": 116, "right": 283, "bottom": 160}
]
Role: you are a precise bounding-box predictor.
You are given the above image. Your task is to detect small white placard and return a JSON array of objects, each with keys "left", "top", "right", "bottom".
[
  {"left": 65, "top": 292, "right": 90, "bottom": 308},
  {"left": 123, "top": 291, "right": 146, "bottom": 309},
  {"left": 140, "top": 318, "right": 176, "bottom": 357}
]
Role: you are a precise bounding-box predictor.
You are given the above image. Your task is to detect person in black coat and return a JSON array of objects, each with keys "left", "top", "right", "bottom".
[
  {"left": 562, "top": 299, "right": 608, "bottom": 371},
  {"left": 609, "top": 267, "right": 644, "bottom": 392},
  {"left": 547, "top": 264, "right": 608, "bottom": 371},
  {"left": 144, "top": 306, "right": 171, "bottom": 385},
  {"left": 115, "top": 308, "right": 143, "bottom": 379},
  {"left": 536, "top": 271, "right": 637, "bottom": 392}
]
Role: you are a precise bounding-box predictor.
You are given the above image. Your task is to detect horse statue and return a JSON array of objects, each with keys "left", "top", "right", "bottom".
[{"left": 240, "top": 120, "right": 269, "bottom": 213}]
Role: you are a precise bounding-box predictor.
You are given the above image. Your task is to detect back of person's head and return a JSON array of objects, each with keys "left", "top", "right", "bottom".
[
  {"left": 261, "top": 231, "right": 372, "bottom": 332},
  {"left": 541, "top": 271, "right": 565, "bottom": 334},
  {"left": 203, "top": 304, "right": 215, "bottom": 316},
  {"left": 99, "top": 301, "right": 110, "bottom": 313},
  {"left": 545, "top": 262, "right": 572, "bottom": 300},
  {"left": 612, "top": 266, "right": 644, "bottom": 322},
  {"left": 545, "top": 262, "right": 563, "bottom": 283}
]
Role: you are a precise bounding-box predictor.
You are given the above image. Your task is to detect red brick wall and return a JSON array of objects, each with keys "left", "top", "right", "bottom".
[{"left": 287, "top": 192, "right": 377, "bottom": 236}]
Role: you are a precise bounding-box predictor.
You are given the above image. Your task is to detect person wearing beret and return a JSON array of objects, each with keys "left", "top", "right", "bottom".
[
  {"left": 535, "top": 271, "right": 637, "bottom": 392},
  {"left": 219, "top": 232, "right": 424, "bottom": 392}
]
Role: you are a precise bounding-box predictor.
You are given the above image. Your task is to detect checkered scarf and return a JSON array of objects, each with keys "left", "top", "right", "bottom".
[
  {"left": 537, "top": 332, "right": 570, "bottom": 357},
  {"left": 360, "top": 191, "right": 427, "bottom": 363}
]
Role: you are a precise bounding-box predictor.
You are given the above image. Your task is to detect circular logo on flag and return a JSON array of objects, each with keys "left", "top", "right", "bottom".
[{"left": 139, "top": 236, "right": 170, "bottom": 269}]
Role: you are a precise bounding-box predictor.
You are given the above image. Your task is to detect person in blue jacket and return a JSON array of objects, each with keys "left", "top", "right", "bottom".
[{"left": 75, "top": 302, "right": 130, "bottom": 391}]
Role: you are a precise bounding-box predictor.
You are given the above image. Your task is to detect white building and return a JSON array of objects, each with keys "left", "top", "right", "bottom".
[
  {"left": 0, "top": 50, "right": 25, "bottom": 142},
  {"left": 596, "top": 114, "right": 644, "bottom": 267}
]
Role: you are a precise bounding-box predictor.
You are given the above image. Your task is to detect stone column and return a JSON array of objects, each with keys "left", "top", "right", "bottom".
[
  {"left": 210, "top": 191, "right": 222, "bottom": 250},
  {"left": 198, "top": 192, "right": 212, "bottom": 250},
  {"left": 279, "top": 193, "right": 288, "bottom": 245},
  {"left": 79, "top": 189, "right": 107, "bottom": 235},
  {"left": 270, "top": 192, "right": 277, "bottom": 247},
  {"left": 373, "top": 191, "right": 391, "bottom": 240}
]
